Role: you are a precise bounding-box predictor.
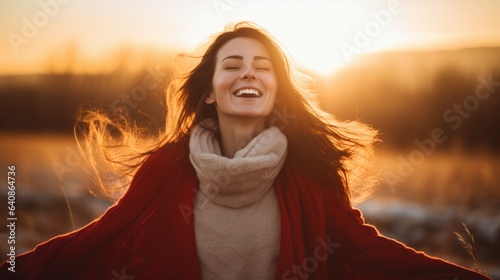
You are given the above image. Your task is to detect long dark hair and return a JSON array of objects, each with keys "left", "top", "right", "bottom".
[{"left": 77, "top": 22, "right": 378, "bottom": 205}]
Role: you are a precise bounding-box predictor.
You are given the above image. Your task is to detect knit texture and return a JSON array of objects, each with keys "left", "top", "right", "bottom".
[
  {"left": 189, "top": 119, "right": 287, "bottom": 208},
  {"left": 189, "top": 120, "right": 287, "bottom": 280}
]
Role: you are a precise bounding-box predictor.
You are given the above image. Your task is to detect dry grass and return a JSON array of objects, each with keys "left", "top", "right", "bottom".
[{"left": 454, "top": 223, "right": 489, "bottom": 277}]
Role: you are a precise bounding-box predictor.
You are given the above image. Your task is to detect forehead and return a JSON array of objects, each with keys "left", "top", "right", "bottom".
[{"left": 216, "top": 37, "right": 271, "bottom": 62}]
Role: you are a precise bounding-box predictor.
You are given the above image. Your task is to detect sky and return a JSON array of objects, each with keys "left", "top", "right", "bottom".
[{"left": 1, "top": 0, "right": 500, "bottom": 76}]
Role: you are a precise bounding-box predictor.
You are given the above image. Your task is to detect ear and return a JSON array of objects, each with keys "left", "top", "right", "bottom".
[{"left": 205, "top": 92, "right": 216, "bottom": 104}]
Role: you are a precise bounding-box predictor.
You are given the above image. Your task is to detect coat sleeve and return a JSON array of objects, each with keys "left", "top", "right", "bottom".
[
  {"left": 0, "top": 141, "right": 197, "bottom": 280},
  {"left": 321, "top": 189, "right": 492, "bottom": 280},
  {"left": 0, "top": 219, "right": 96, "bottom": 279}
]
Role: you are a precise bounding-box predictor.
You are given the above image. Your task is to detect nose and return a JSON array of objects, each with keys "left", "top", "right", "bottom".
[{"left": 240, "top": 67, "right": 256, "bottom": 80}]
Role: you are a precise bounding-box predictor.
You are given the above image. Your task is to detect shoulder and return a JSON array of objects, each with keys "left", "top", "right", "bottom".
[
  {"left": 128, "top": 139, "right": 193, "bottom": 189},
  {"left": 149, "top": 139, "right": 190, "bottom": 162},
  {"left": 278, "top": 158, "right": 339, "bottom": 189},
  {"left": 277, "top": 158, "right": 351, "bottom": 207},
  {"left": 137, "top": 138, "right": 192, "bottom": 174}
]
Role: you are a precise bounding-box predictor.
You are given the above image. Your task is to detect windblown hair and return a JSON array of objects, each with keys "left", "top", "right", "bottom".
[{"left": 76, "top": 22, "right": 379, "bottom": 205}]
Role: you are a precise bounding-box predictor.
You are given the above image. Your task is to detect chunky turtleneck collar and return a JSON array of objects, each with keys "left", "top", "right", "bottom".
[{"left": 188, "top": 119, "right": 288, "bottom": 208}]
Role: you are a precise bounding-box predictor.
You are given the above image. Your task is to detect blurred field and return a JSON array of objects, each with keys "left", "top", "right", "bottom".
[
  {"left": 0, "top": 134, "right": 112, "bottom": 258},
  {"left": 362, "top": 149, "right": 500, "bottom": 276},
  {"left": 1, "top": 46, "right": 499, "bottom": 278}
]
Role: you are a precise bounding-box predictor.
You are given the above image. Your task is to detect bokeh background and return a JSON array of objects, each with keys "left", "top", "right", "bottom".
[{"left": 1, "top": 0, "right": 499, "bottom": 277}]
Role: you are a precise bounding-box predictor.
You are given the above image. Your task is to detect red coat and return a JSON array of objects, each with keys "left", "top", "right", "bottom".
[{"left": 0, "top": 141, "right": 491, "bottom": 279}]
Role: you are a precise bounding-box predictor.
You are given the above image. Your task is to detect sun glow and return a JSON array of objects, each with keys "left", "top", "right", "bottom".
[
  {"left": 285, "top": 42, "right": 348, "bottom": 76},
  {"left": 1, "top": 0, "right": 499, "bottom": 76},
  {"left": 230, "top": 1, "right": 405, "bottom": 76}
]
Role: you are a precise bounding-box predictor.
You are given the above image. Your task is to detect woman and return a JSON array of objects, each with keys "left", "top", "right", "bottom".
[{"left": 0, "top": 22, "right": 491, "bottom": 279}]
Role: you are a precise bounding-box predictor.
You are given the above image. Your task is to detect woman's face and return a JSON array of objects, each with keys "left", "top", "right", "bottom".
[{"left": 207, "top": 37, "right": 277, "bottom": 121}]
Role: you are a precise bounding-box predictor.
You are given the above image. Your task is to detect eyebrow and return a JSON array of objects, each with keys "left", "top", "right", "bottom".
[{"left": 221, "top": 55, "right": 271, "bottom": 62}]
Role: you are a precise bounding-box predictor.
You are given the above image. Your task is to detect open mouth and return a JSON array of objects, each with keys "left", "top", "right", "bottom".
[{"left": 233, "top": 88, "right": 262, "bottom": 98}]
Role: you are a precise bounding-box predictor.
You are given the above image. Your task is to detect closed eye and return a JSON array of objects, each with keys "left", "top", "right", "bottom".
[{"left": 254, "top": 62, "right": 272, "bottom": 71}]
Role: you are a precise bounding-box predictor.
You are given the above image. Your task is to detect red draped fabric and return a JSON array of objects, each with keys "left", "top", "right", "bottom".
[{"left": 0, "top": 141, "right": 490, "bottom": 279}]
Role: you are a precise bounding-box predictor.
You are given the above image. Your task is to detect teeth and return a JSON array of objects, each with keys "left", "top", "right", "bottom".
[{"left": 235, "top": 88, "right": 261, "bottom": 97}]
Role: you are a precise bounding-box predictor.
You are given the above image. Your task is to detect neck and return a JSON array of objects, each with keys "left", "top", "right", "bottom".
[{"left": 217, "top": 117, "right": 266, "bottom": 158}]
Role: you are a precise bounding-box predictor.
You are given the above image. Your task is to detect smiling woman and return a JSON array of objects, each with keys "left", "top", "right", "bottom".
[
  {"left": 206, "top": 37, "right": 278, "bottom": 157},
  {"left": 0, "top": 22, "right": 492, "bottom": 279}
]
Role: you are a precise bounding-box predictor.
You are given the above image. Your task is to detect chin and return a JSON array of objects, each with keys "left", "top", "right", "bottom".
[
  {"left": 242, "top": 106, "right": 274, "bottom": 115},
  {"left": 232, "top": 114, "right": 267, "bottom": 120},
  {"left": 235, "top": 110, "right": 273, "bottom": 118},
  {"left": 217, "top": 112, "right": 270, "bottom": 122}
]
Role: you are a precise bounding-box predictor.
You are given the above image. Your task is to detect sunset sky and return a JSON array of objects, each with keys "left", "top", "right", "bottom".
[{"left": 1, "top": 0, "right": 500, "bottom": 75}]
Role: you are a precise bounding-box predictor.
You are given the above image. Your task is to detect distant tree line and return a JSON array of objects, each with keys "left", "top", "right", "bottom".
[{"left": 1, "top": 48, "right": 499, "bottom": 151}]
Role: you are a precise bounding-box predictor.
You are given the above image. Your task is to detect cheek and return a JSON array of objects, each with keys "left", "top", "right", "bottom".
[
  {"left": 262, "top": 75, "right": 278, "bottom": 96},
  {"left": 213, "top": 73, "right": 237, "bottom": 94}
]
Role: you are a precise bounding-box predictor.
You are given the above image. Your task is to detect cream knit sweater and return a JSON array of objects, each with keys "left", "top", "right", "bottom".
[{"left": 189, "top": 120, "right": 287, "bottom": 280}]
